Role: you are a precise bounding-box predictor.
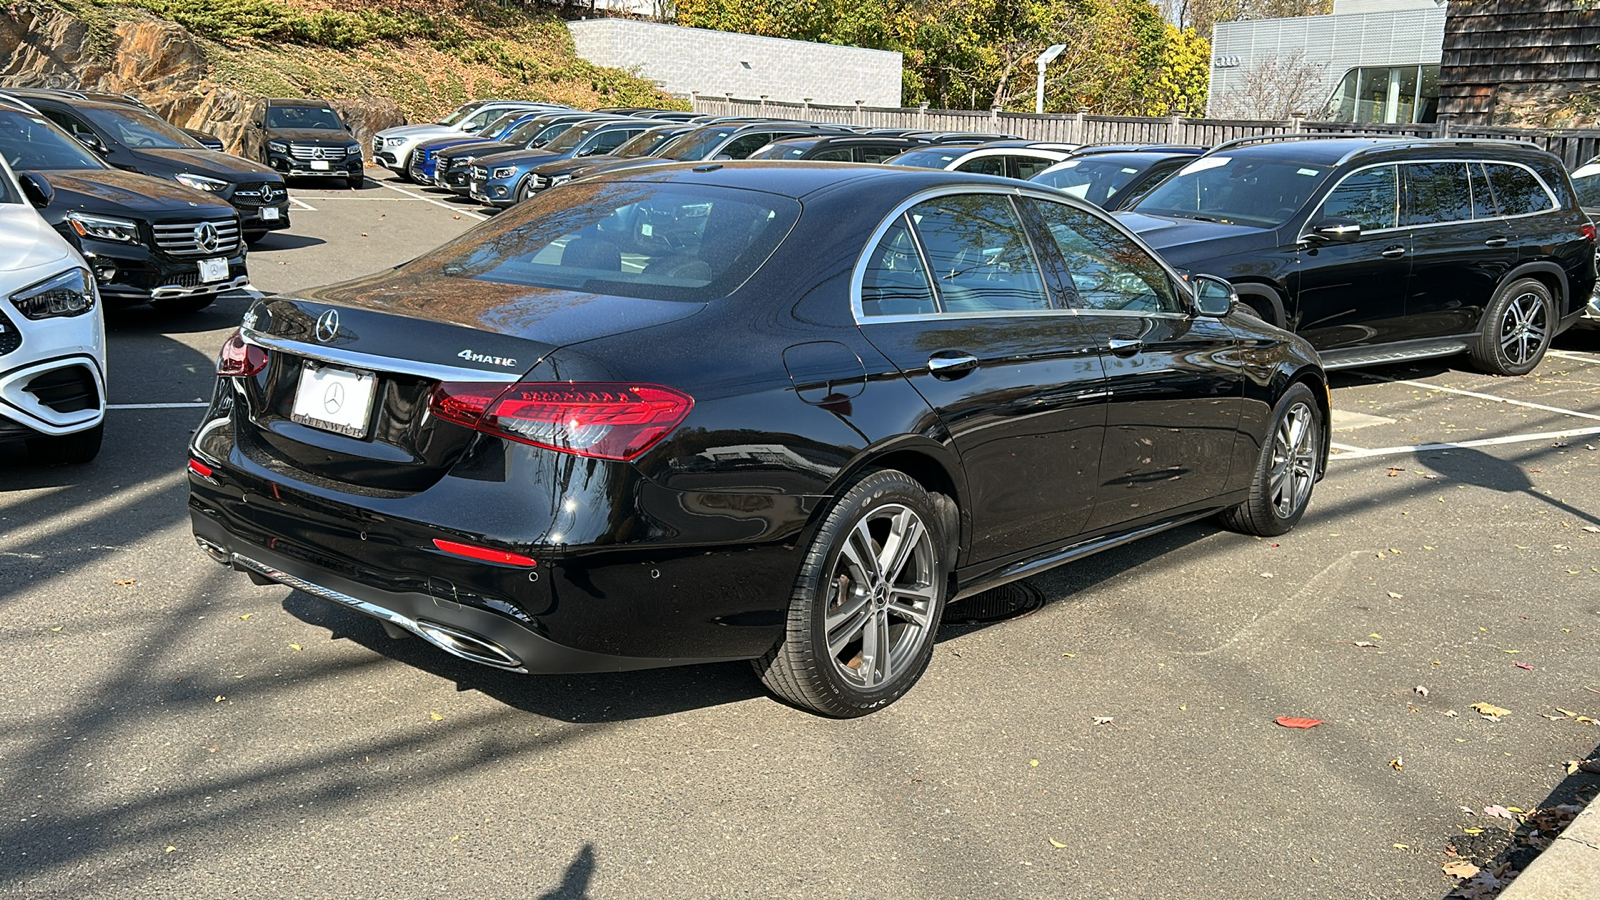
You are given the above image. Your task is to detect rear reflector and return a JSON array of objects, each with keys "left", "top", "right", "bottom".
[
  {"left": 1582, "top": 223, "right": 1596, "bottom": 244},
  {"left": 188, "top": 458, "right": 213, "bottom": 478},
  {"left": 429, "top": 382, "right": 693, "bottom": 461},
  {"left": 432, "top": 538, "right": 537, "bottom": 567},
  {"left": 217, "top": 329, "right": 268, "bottom": 377}
]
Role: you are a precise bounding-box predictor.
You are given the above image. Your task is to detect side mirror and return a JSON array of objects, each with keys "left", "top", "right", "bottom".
[
  {"left": 1190, "top": 274, "right": 1236, "bottom": 318},
  {"left": 1304, "top": 216, "right": 1362, "bottom": 243},
  {"left": 18, "top": 172, "right": 53, "bottom": 209},
  {"left": 75, "top": 133, "right": 107, "bottom": 154}
]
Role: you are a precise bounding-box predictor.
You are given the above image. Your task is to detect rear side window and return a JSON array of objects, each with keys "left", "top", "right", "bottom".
[
  {"left": 955, "top": 155, "right": 1007, "bottom": 177},
  {"left": 860, "top": 218, "right": 937, "bottom": 316},
  {"left": 1319, "top": 164, "right": 1398, "bottom": 231},
  {"left": 810, "top": 147, "right": 853, "bottom": 162},
  {"left": 909, "top": 194, "right": 1050, "bottom": 312},
  {"left": 1012, "top": 156, "right": 1055, "bottom": 180},
  {"left": 1404, "top": 162, "right": 1473, "bottom": 226},
  {"left": 1469, "top": 163, "right": 1498, "bottom": 219},
  {"left": 1484, "top": 164, "right": 1555, "bottom": 216},
  {"left": 858, "top": 145, "right": 904, "bottom": 164},
  {"left": 1026, "top": 198, "right": 1181, "bottom": 313},
  {"left": 409, "top": 182, "right": 799, "bottom": 302}
]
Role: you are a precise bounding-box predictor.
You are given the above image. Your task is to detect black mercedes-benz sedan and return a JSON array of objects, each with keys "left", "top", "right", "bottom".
[{"left": 188, "top": 163, "right": 1329, "bottom": 717}]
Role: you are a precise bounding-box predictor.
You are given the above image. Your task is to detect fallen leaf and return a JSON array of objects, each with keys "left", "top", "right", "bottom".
[
  {"left": 1369, "top": 633, "right": 1383, "bottom": 639},
  {"left": 1502, "top": 649, "right": 1521, "bottom": 654},
  {"left": 429, "top": 712, "right": 443, "bottom": 721},
  {"left": 1471, "top": 702, "right": 1510, "bottom": 718},
  {"left": 1578, "top": 716, "right": 1597, "bottom": 725},
  {"left": 1442, "top": 860, "right": 1480, "bottom": 879},
  {"left": 1259, "top": 572, "right": 1274, "bottom": 578},
  {"left": 1386, "top": 467, "right": 1404, "bottom": 477},
  {"left": 1515, "top": 662, "right": 1533, "bottom": 671},
  {"left": 1556, "top": 708, "right": 1581, "bottom": 717},
  {"left": 1414, "top": 685, "right": 1429, "bottom": 697},
  {"left": 214, "top": 695, "right": 225, "bottom": 702},
  {"left": 51, "top": 626, "right": 62, "bottom": 632},
  {"left": 289, "top": 643, "right": 302, "bottom": 652},
  {"left": 1061, "top": 653, "right": 1076, "bottom": 658},
  {"left": 1463, "top": 828, "right": 1483, "bottom": 834},
  {"left": 1389, "top": 757, "right": 1403, "bottom": 770},
  {"left": 1484, "top": 805, "right": 1516, "bottom": 820},
  {"left": 165, "top": 846, "right": 176, "bottom": 853},
  {"left": 1583, "top": 526, "right": 1600, "bottom": 534},
  {"left": 1048, "top": 838, "right": 1068, "bottom": 849},
  {"left": 1029, "top": 759, "right": 1039, "bottom": 767},
  {"left": 1275, "top": 716, "right": 1324, "bottom": 729},
  {"left": 1092, "top": 716, "right": 1114, "bottom": 726},
  {"left": 1353, "top": 641, "right": 1378, "bottom": 648},
  {"left": 238, "top": 614, "right": 252, "bottom": 620},
  {"left": 1386, "top": 591, "right": 1403, "bottom": 600},
  {"left": 1392, "top": 843, "right": 1409, "bottom": 849},
  {"left": 1443, "top": 709, "right": 1459, "bottom": 717},
  {"left": 114, "top": 578, "right": 135, "bottom": 586}
]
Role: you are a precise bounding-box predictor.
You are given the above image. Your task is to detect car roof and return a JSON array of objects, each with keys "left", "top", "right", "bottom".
[
  {"left": 591, "top": 159, "right": 1051, "bottom": 200},
  {"left": 1201, "top": 136, "right": 1552, "bottom": 167},
  {"left": 266, "top": 98, "right": 336, "bottom": 108}
]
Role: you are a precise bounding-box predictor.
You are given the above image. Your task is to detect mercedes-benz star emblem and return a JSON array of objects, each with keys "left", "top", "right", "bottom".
[
  {"left": 314, "top": 309, "right": 341, "bottom": 343},
  {"left": 315, "top": 147, "right": 327, "bottom": 160},
  {"left": 194, "top": 221, "right": 219, "bottom": 254},
  {"left": 323, "top": 381, "right": 345, "bottom": 415}
]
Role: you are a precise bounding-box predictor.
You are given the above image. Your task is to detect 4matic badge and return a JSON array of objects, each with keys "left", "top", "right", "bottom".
[{"left": 458, "top": 349, "right": 518, "bottom": 367}]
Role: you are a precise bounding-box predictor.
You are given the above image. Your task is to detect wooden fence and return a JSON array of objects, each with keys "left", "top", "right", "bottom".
[{"left": 690, "top": 97, "right": 1600, "bottom": 168}]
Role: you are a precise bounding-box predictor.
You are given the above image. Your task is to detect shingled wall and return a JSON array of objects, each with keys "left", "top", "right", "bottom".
[{"left": 1439, "top": 0, "right": 1600, "bottom": 127}]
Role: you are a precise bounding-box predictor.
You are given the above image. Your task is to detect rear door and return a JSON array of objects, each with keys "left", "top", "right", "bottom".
[
  {"left": 1402, "top": 161, "right": 1520, "bottom": 340},
  {"left": 854, "top": 190, "right": 1109, "bottom": 564}
]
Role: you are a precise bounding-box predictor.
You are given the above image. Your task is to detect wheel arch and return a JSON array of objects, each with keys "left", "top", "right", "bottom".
[
  {"left": 1498, "top": 262, "right": 1569, "bottom": 316},
  {"left": 823, "top": 439, "right": 967, "bottom": 568},
  {"left": 1230, "top": 281, "right": 1288, "bottom": 329},
  {"left": 1285, "top": 365, "right": 1333, "bottom": 478}
]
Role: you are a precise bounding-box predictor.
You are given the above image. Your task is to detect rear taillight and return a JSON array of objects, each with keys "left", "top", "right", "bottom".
[
  {"left": 1582, "top": 222, "right": 1597, "bottom": 244},
  {"left": 429, "top": 381, "right": 693, "bottom": 461},
  {"left": 217, "top": 329, "right": 268, "bottom": 377}
]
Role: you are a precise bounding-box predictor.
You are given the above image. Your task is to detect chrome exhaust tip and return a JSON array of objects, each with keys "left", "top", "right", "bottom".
[
  {"left": 414, "top": 620, "right": 524, "bottom": 670},
  {"left": 194, "top": 535, "right": 230, "bottom": 565}
]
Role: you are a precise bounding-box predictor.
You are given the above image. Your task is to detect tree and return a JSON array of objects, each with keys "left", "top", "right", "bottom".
[{"left": 1209, "top": 48, "right": 1327, "bottom": 118}]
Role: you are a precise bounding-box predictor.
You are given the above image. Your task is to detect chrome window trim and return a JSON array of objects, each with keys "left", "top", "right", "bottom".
[
  {"left": 851, "top": 184, "right": 1193, "bottom": 325},
  {"left": 1311, "top": 157, "right": 1560, "bottom": 235},
  {"left": 241, "top": 327, "right": 523, "bottom": 384}
]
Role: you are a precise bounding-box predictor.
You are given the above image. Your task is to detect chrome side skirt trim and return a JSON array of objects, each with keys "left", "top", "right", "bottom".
[
  {"left": 230, "top": 552, "right": 528, "bottom": 672},
  {"left": 1320, "top": 338, "right": 1472, "bottom": 371},
  {"left": 952, "top": 510, "right": 1218, "bottom": 602}
]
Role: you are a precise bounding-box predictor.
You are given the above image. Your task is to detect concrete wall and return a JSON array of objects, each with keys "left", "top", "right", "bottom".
[
  {"left": 567, "top": 19, "right": 902, "bottom": 108},
  {"left": 1209, "top": 3, "right": 1446, "bottom": 117}
]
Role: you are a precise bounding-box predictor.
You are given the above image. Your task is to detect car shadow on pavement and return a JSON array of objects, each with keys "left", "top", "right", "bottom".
[
  {"left": 104, "top": 294, "right": 254, "bottom": 336},
  {"left": 1418, "top": 445, "right": 1600, "bottom": 527},
  {"left": 1437, "top": 739, "right": 1600, "bottom": 898},
  {"left": 280, "top": 592, "right": 767, "bottom": 722},
  {"left": 247, "top": 232, "right": 326, "bottom": 251}
]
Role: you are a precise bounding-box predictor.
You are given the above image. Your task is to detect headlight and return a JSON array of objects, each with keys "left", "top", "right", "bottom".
[
  {"left": 386, "top": 137, "right": 406, "bottom": 148},
  {"left": 66, "top": 212, "right": 140, "bottom": 244},
  {"left": 267, "top": 140, "right": 289, "bottom": 154},
  {"left": 491, "top": 166, "right": 517, "bottom": 180},
  {"left": 176, "top": 173, "right": 228, "bottom": 193},
  {"left": 549, "top": 174, "right": 571, "bottom": 186},
  {"left": 345, "top": 144, "right": 361, "bottom": 156},
  {"left": 10, "top": 268, "right": 96, "bottom": 320}
]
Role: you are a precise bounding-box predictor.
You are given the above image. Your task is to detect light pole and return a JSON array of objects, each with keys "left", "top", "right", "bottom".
[{"left": 1035, "top": 43, "right": 1068, "bottom": 115}]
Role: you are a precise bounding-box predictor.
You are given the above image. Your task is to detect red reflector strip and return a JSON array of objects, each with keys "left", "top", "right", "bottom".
[
  {"left": 188, "top": 458, "right": 213, "bottom": 478},
  {"left": 432, "top": 538, "right": 537, "bottom": 567},
  {"left": 1582, "top": 223, "right": 1597, "bottom": 243}
]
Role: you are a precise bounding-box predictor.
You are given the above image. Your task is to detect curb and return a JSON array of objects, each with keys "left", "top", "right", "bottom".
[{"left": 1497, "top": 795, "right": 1600, "bottom": 899}]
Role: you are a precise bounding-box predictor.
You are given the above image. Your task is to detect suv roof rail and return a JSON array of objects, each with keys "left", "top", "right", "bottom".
[
  {"left": 1068, "top": 143, "right": 1204, "bottom": 156},
  {"left": 1330, "top": 137, "right": 1546, "bottom": 165},
  {"left": 0, "top": 92, "right": 43, "bottom": 115},
  {"left": 1205, "top": 132, "right": 1414, "bottom": 154}
]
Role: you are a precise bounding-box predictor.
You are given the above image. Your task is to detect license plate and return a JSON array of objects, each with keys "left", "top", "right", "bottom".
[
  {"left": 311, "top": 160, "right": 331, "bottom": 171},
  {"left": 260, "top": 206, "right": 280, "bottom": 221},
  {"left": 198, "top": 257, "right": 227, "bottom": 282},
  {"left": 290, "top": 362, "right": 376, "bottom": 439}
]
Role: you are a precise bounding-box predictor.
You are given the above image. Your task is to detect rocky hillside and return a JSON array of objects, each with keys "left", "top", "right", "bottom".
[{"left": 0, "top": 0, "right": 683, "bottom": 155}]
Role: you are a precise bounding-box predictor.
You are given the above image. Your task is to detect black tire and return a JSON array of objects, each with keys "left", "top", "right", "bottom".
[
  {"left": 148, "top": 293, "right": 217, "bottom": 314},
  {"left": 1469, "top": 277, "right": 1554, "bottom": 376},
  {"left": 753, "top": 470, "right": 949, "bottom": 717},
  {"left": 1218, "top": 382, "right": 1320, "bottom": 537},
  {"left": 26, "top": 422, "right": 103, "bottom": 465},
  {"left": 347, "top": 171, "right": 364, "bottom": 189},
  {"left": 515, "top": 176, "right": 535, "bottom": 203}
]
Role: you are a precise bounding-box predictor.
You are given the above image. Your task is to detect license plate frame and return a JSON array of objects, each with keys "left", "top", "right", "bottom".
[
  {"left": 290, "top": 361, "right": 377, "bottom": 439},
  {"left": 311, "top": 160, "right": 331, "bottom": 171},
  {"left": 260, "top": 206, "right": 280, "bottom": 221},
  {"left": 198, "top": 257, "right": 228, "bottom": 283}
]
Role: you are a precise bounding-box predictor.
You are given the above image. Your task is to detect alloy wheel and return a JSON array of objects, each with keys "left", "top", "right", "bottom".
[
  {"left": 1499, "top": 290, "right": 1549, "bottom": 366},
  {"left": 1269, "top": 401, "right": 1318, "bottom": 519},
  {"left": 824, "top": 504, "right": 938, "bottom": 690}
]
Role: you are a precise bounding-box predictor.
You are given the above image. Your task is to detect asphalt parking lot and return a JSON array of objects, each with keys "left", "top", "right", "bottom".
[{"left": 2, "top": 169, "right": 1597, "bottom": 899}]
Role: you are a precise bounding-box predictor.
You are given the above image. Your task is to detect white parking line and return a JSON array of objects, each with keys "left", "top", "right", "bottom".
[
  {"left": 1329, "top": 426, "right": 1600, "bottom": 460},
  {"left": 290, "top": 197, "right": 317, "bottom": 211},
  {"left": 1548, "top": 349, "right": 1600, "bottom": 364},
  {"left": 377, "top": 181, "right": 487, "bottom": 221},
  {"left": 1357, "top": 373, "right": 1600, "bottom": 422},
  {"left": 108, "top": 402, "right": 210, "bottom": 410}
]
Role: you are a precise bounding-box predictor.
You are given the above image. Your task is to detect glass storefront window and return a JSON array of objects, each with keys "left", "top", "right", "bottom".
[{"left": 1326, "top": 65, "right": 1440, "bottom": 124}]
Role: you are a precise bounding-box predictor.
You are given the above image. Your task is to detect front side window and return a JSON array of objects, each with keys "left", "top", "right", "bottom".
[
  {"left": 408, "top": 182, "right": 799, "bottom": 302},
  {"left": 1318, "top": 164, "right": 1399, "bottom": 231},
  {"left": 1403, "top": 162, "right": 1472, "bottom": 226},
  {"left": 0, "top": 109, "right": 107, "bottom": 172},
  {"left": 1483, "top": 163, "right": 1555, "bottom": 217},
  {"left": 1027, "top": 198, "right": 1181, "bottom": 313},
  {"left": 80, "top": 106, "right": 202, "bottom": 150},
  {"left": 907, "top": 193, "right": 1050, "bottom": 312}
]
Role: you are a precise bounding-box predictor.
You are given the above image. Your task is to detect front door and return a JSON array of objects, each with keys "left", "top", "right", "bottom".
[{"left": 1291, "top": 163, "right": 1412, "bottom": 350}]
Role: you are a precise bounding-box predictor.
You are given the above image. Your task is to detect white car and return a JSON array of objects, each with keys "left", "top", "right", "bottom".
[
  {"left": 372, "top": 101, "right": 567, "bottom": 179},
  {"left": 0, "top": 155, "right": 106, "bottom": 464}
]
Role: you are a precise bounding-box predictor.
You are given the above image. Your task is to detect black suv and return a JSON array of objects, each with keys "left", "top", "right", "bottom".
[
  {"left": 7, "top": 93, "right": 291, "bottom": 244},
  {"left": 1572, "top": 155, "right": 1599, "bottom": 327},
  {"left": 0, "top": 100, "right": 248, "bottom": 312},
  {"left": 245, "top": 98, "right": 364, "bottom": 188},
  {"left": 1121, "top": 137, "right": 1598, "bottom": 375}
]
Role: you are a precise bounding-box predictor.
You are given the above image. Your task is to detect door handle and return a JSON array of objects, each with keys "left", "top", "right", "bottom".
[
  {"left": 1484, "top": 236, "right": 1508, "bottom": 248},
  {"left": 927, "top": 353, "right": 978, "bottom": 379},
  {"left": 1107, "top": 338, "right": 1143, "bottom": 356},
  {"left": 1380, "top": 245, "right": 1406, "bottom": 259}
]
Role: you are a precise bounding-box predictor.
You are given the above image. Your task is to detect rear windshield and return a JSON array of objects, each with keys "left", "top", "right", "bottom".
[
  {"left": 1132, "top": 155, "right": 1331, "bottom": 227},
  {"left": 664, "top": 128, "right": 740, "bottom": 162},
  {"left": 407, "top": 181, "right": 800, "bottom": 302},
  {"left": 1032, "top": 158, "right": 1150, "bottom": 205},
  {"left": 265, "top": 106, "right": 343, "bottom": 130},
  {"left": 889, "top": 147, "right": 965, "bottom": 169},
  {"left": 614, "top": 127, "right": 681, "bottom": 158},
  {"left": 0, "top": 108, "right": 106, "bottom": 172}
]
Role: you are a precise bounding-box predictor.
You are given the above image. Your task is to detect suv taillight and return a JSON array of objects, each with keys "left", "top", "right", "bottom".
[
  {"left": 1582, "top": 222, "right": 1597, "bottom": 244},
  {"left": 429, "top": 382, "right": 693, "bottom": 461},
  {"left": 217, "top": 329, "right": 268, "bottom": 377}
]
